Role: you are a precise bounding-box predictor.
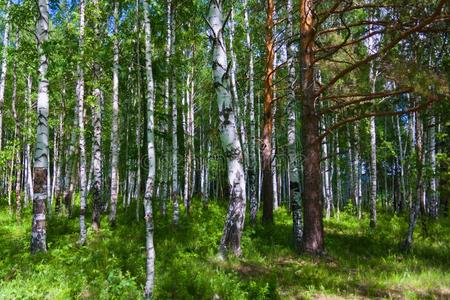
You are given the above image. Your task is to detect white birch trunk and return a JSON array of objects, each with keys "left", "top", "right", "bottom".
[
  {"left": 429, "top": 115, "right": 438, "bottom": 217},
  {"left": 109, "top": 0, "right": 120, "bottom": 226},
  {"left": 142, "top": 0, "right": 156, "bottom": 297},
  {"left": 161, "top": 0, "right": 173, "bottom": 216},
  {"left": 172, "top": 81, "right": 180, "bottom": 224},
  {"left": 401, "top": 112, "right": 424, "bottom": 251},
  {"left": 8, "top": 36, "right": 18, "bottom": 211},
  {"left": 228, "top": 6, "right": 248, "bottom": 175},
  {"left": 183, "top": 69, "right": 194, "bottom": 214},
  {"left": 31, "top": 0, "right": 49, "bottom": 254},
  {"left": 25, "top": 75, "right": 34, "bottom": 207},
  {"left": 0, "top": 0, "right": 10, "bottom": 151},
  {"left": 271, "top": 48, "right": 278, "bottom": 210},
  {"left": 54, "top": 108, "right": 64, "bottom": 212},
  {"left": 354, "top": 123, "right": 362, "bottom": 219},
  {"left": 208, "top": 0, "right": 246, "bottom": 257},
  {"left": 286, "top": 0, "right": 302, "bottom": 248},
  {"left": 76, "top": 0, "right": 87, "bottom": 245},
  {"left": 92, "top": 87, "right": 103, "bottom": 230},
  {"left": 335, "top": 129, "right": 342, "bottom": 219},
  {"left": 368, "top": 27, "right": 378, "bottom": 226},
  {"left": 134, "top": 0, "right": 142, "bottom": 221},
  {"left": 244, "top": 0, "right": 257, "bottom": 223},
  {"left": 323, "top": 135, "right": 332, "bottom": 219}
]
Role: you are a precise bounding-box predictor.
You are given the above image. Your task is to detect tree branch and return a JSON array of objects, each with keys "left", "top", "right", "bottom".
[{"left": 316, "top": 0, "right": 447, "bottom": 96}]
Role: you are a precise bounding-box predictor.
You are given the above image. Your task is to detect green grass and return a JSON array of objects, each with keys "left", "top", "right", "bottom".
[{"left": 0, "top": 199, "right": 449, "bottom": 299}]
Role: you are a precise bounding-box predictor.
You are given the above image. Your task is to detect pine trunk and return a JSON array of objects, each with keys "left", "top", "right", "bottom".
[
  {"left": 262, "top": 0, "right": 275, "bottom": 224},
  {"left": 300, "top": 0, "right": 324, "bottom": 254}
]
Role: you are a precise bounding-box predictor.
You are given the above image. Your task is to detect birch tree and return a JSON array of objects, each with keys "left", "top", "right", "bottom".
[
  {"left": 31, "top": 0, "right": 50, "bottom": 254},
  {"left": 286, "top": 0, "right": 302, "bottom": 249},
  {"left": 207, "top": 0, "right": 247, "bottom": 257},
  {"left": 109, "top": 0, "right": 120, "bottom": 226},
  {"left": 243, "top": 0, "right": 258, "bottom": 224},
  {"left": 0, "top": 0, "right": 11, "bottom": 150},
  {"left": 76, "top": 0, "right": 88, "bottom": 245},
  {"left": 142, "top": 0, "right": 156, "bottom": 297}
]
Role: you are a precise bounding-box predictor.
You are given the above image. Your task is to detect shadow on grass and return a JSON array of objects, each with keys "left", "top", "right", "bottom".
[{"left": 0, "top": 200, "right": 449, "bottom": 299}]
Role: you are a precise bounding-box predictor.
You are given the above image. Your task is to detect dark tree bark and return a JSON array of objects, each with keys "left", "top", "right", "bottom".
[{"left": 300, "top": 0, "right": 324, "bottom": 254}]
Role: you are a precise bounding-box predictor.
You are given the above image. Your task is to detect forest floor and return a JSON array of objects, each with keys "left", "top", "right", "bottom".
[{"left": 0, "top": 199, "right": 449, "bottom": 299}]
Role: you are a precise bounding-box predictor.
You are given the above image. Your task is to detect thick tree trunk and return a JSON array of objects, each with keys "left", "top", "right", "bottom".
[
  {"left": 143, "top": 0, "right": 156, "bottom": 297},
  {"left": 31, "top": 0, "right": 50, "bottom": 254},
  {"left": 109, "top": 0, "right": 120, "bottom": 226},
  {"left": 76, "top": 0, "right": 88, "bottom": 245},
  {"left": 300, "top": 0, "right": 324, "bottom": 254},
  {"left": 262, "top": 0, "right": 275, "bottom": 224},
  {"left": 208, "top": 0, "right": 247, "bottom": 257}
]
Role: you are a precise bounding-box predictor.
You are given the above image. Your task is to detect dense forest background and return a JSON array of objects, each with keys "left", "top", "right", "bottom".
[{"left": 0, "top": 0, "right": 449, "bottom": 298}]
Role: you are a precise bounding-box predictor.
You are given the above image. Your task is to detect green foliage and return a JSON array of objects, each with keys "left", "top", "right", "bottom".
[{"left": 1, "top": 201, "right": 449, "bottom": 299}]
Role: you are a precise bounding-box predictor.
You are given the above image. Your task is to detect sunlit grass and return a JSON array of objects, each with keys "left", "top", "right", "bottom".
[{"left": 0, "top": 199, "right": 448, "bottom": 299}]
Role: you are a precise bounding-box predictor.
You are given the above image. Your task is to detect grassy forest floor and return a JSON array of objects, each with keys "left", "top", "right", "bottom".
[{"left": 0, "top": 200, "right": 449, "bottom": 299}]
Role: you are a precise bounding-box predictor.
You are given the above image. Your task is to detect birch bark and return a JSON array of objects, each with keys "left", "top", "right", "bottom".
[
  {"left": 0, "top": 0, "right": 10, "bottom": 150},
  {"left": 142, "top": 0, "right": 156, "bottom": 297},
  {"left": 429, "top": 115, "right": 438, "bottom": 217},
  {"left": 24, "top": 74, "right": 34, "bottom": 207},
  {"left": 208, "top": 0, "right": 247, "bottom": 257},
  {"left": 31, "top": 0, "right": 50, "bottom": 254},
  {"left": 401, "top": 111, "right": 424, "bottom": 251},
  {"left": 76, "top": 0, "right": 88, "bottom": 245},
  {"left": 109, "top": 0, "right": 120, "bottom": 226},
  {"left": 244, "top": 0, "right": 258, "bottom": 223},
  {"left": 134, "top": 0, "right": 142, "bottom": 221},
  {"left": 287, "top": 0, "right": 302, "bottom": 249}
]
